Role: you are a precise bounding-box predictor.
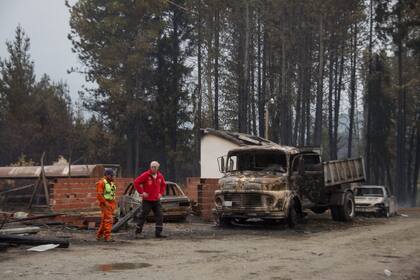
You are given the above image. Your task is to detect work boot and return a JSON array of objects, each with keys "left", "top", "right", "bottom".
[
  {"left": 96, "top": 236, "right": 104, "bottom": 242},
  {"left": 134, "top": 226, "right": 146, "bottom": 239},
  {"left": 155, "top": 232, "right": 167, "bottom": 238},
  {"left": 135, "top": 225, "right": 142, "bottom": 234}
]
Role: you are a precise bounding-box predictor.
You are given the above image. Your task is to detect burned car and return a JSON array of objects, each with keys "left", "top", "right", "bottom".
[
  {"left": 118, "top": 181, "right": 191, "bottom": 222},
  {"left": 354, "top": 185, "right": 397, "bottom": 217}
]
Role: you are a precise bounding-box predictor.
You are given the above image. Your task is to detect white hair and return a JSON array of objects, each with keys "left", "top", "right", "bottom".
[{"left": 150, "top": 161, "right": 160, "bottom": 168}]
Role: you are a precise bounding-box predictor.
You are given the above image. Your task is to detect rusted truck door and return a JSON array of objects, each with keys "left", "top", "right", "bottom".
[{"left": 291, "top": 153, "right": 325, "bottom": 204}]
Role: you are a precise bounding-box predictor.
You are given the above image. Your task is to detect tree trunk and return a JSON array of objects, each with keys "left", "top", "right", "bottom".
[
  {"left": 347, "top": 24, "right": 357, "bottom": 158},
  {"left": 328, "top": 42, "right": 335, "bottom": 160},
  {"left": 213, "top": 7, "right": 220, "bottom": 130},
  {"left": 395, "top": 2, "right": 406, "bottom": 203},
  {"left": 412, "top": 113, "right": 420, "bottom": 206},
  {"left": 279, "top": 36, "right": 287, "bottom": 144},
  {"left": 238, "top": 1, "right": 250, "bottom": 133},
  {"left": 257, "top": 10, "right": 264, "bottom": 137},
  {"left": 313, "top": 15, "right": 325, "bottom": 147},
  {"left": 195, "top": 4, "right": 202, "bottom": 176},
  {"left": 333, "top": 45, "right": 344, "bottom": 160},
  {"left": 134, "top": 124, "right": 140, "bottom": 175},
  {"left": 365, "top": 0, "right": 374, "bottom": 183},
  {"left": 407, "top": 124, "right": 416, "bottom": 206}
]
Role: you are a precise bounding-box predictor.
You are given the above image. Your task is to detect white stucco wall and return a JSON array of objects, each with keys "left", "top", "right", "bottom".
[{"left": 200, "top": 134, "right": 240, "bottom": 179}]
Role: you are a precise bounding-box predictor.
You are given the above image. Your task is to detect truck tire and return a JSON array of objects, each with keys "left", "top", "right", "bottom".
[
  {"left": 331, "top": 192, "right": 355, "bottom": 222},
  {"left": 287, "top": 200, "right": 299, "bottom": 228}
]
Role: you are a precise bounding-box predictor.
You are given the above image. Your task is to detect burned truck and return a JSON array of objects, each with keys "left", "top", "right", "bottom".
[{"left": 213, "top": 144, "right": 365, "bottom": 227}]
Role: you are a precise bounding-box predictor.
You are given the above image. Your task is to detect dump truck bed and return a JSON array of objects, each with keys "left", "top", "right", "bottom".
[{"left": 323, "top": 157, "right": 365, "bottom": 187}]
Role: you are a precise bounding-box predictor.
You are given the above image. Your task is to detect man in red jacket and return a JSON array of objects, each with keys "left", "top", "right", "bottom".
[{"left": 134, "top": 161, "right": 167, "bottom": 238}]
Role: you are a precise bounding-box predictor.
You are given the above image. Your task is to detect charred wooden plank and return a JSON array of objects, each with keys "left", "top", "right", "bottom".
[
  {"left": 6, "top": 213, "right": 63, "bottom": 224},
  {"left": 0, "top": 226, "right": 41, "bottom": 235},
  {"left": 111, "top": 205, "right": 142, "bottom": 233},
  {"left": 0, "top": 234, "right": 69, "bottom": 248}
]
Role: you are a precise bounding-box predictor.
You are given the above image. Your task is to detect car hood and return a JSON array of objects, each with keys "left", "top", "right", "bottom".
[
  {"left": 121, "top": 194, "right": 190, "bottom": 203},
  {"left": 160, "top": 196, "right": 190, "bottom": 203}
]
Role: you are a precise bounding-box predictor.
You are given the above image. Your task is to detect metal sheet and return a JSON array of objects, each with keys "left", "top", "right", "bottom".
[{"left": 0, "top": 165, "right": 100, "bottom": 179}]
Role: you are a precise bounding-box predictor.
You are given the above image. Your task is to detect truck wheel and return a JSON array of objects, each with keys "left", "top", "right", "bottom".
[
  {"left": 287, "top": 200, "right": 299, "bottom": 228},
  {"left": 332, "top": 192, "right": 355, "bottom": 222},
  {"left": 216, "top": 216, "right": 232, "bottom": 227}
]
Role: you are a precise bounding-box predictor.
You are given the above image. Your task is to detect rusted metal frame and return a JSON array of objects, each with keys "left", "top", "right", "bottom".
[
  {"left": 28, "top": 175, "right": 42, "bottom": 209},
  {"left": 112, "top": 204, "right": 142, "bottom": 233},
  {"left": 40, "top": 153, "right": 50, "bottom": 206},
  {"left": 0, "top": 184, "right": 34, "bottom": 196},
  {"left": 0, "top": 213, "right": 14, "bottom": 230},
  {"left": 5, "top": 213, "right": 63, "bottom": 224},
  {"left": 28, "top": 152, "right": 50, "bottom": 209}
]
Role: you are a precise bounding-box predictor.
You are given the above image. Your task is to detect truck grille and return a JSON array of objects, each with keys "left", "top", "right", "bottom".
[
  {"left": 223, "top": 193, "right": 263, "bottom": 208},
  {"left": 357, "top": 203, "right": 371, "bottom": 207}
]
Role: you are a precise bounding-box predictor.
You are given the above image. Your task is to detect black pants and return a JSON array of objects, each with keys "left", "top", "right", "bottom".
[{"left": 136, "top": 200, "right": 163, "bottom": 234}]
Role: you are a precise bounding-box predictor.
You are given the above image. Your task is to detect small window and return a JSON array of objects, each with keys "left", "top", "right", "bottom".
[
  {"left": 302, "top": 154, "right": 321, "bottom": 171},
  {"left": 165, "top": 184, "right": 182, "bottom": 197}
]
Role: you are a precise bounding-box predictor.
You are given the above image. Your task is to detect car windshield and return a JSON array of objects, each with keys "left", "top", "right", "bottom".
[
  {"left": 227, "top": 150, "right": 287, "bottom": 173},
  {"left": 355, "top": 188, "right": 384, "bottom": 197}
]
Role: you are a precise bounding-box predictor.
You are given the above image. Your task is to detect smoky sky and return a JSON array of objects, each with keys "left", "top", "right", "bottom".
[{"left": 0, "top": 0, "right": 85, "bottom": 103}]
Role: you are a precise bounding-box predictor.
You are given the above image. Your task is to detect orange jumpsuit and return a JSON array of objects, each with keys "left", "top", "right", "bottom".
[{"left": 96, "top": 178, "right": 116, "bottom": 241}]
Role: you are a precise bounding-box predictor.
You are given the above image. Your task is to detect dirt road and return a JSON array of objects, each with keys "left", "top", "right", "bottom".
[{"left": 1, "top": 208, "right": 420, "bottom": 280}]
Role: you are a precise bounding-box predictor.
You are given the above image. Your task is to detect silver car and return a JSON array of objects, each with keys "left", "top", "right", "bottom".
[{"left": 354, "top": 185, "right": 397, "bottom": 217}]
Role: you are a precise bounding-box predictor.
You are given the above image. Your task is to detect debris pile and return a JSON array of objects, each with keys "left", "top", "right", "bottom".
[{"left": 0, "top": 212, "right": 70, "bottom": 251}]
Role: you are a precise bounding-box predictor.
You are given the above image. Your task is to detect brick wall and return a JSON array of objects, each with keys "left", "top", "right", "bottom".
[
  {"left": 198, "top": 180, "right": 219, "bottom": 221},
  {"left": 184, "top": 177, "right": 200, "bottom": 202},
  {"left": 185, "top": 177, "right": 220, "bottom": 222},
  {"left": 50, "top": 177, "right": 221, "bottom": 219},
  {"left": 50, "top": 178, "right": 133, "bottom": 212}
]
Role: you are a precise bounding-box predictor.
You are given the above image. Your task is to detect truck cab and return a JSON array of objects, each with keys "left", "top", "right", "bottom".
[{"left": 214, "top": 144, "right": 365, "bottom": 227}]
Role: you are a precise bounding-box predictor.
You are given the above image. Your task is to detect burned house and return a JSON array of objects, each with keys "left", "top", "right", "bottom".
[{"left": 0, "top": 164, "right": 123, "bottom": 212}]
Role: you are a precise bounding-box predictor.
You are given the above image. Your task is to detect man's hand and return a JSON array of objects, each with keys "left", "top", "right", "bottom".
[
  {"left": 157, "top": 193, "right": 162, "bottom": 200},
  {"left": 142, "top": 192, "right": 149, "bottom": 198}
]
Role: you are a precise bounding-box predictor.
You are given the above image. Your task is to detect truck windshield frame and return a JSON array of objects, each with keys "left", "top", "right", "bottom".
[{"left": 227, "top": 150, "right": 287, "bottom": 173}]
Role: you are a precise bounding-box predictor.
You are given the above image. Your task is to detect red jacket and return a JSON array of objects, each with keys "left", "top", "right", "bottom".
[{"left": 134, "top": 170, "right": 166, "bottom": 201}]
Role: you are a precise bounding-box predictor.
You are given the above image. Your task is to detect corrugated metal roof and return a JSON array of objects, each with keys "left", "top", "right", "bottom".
[
  {"left": 0, "top": 165, "right": 101, "bottom": 179},
  {"left": 228, "top": 144, "right": 301, "bottom": 154},
  {"left": 201, "top": 128, "right": 275, "bottom": 146}
]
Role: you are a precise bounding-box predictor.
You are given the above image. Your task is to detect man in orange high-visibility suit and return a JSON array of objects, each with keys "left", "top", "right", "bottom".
[{"left": 96, "top": 169, "right": 117, "bottom": 242}]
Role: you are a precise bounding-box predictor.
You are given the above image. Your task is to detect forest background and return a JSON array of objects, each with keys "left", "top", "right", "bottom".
[{"left": 0, "top": 0, "right": 418, "bottom": 206}]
